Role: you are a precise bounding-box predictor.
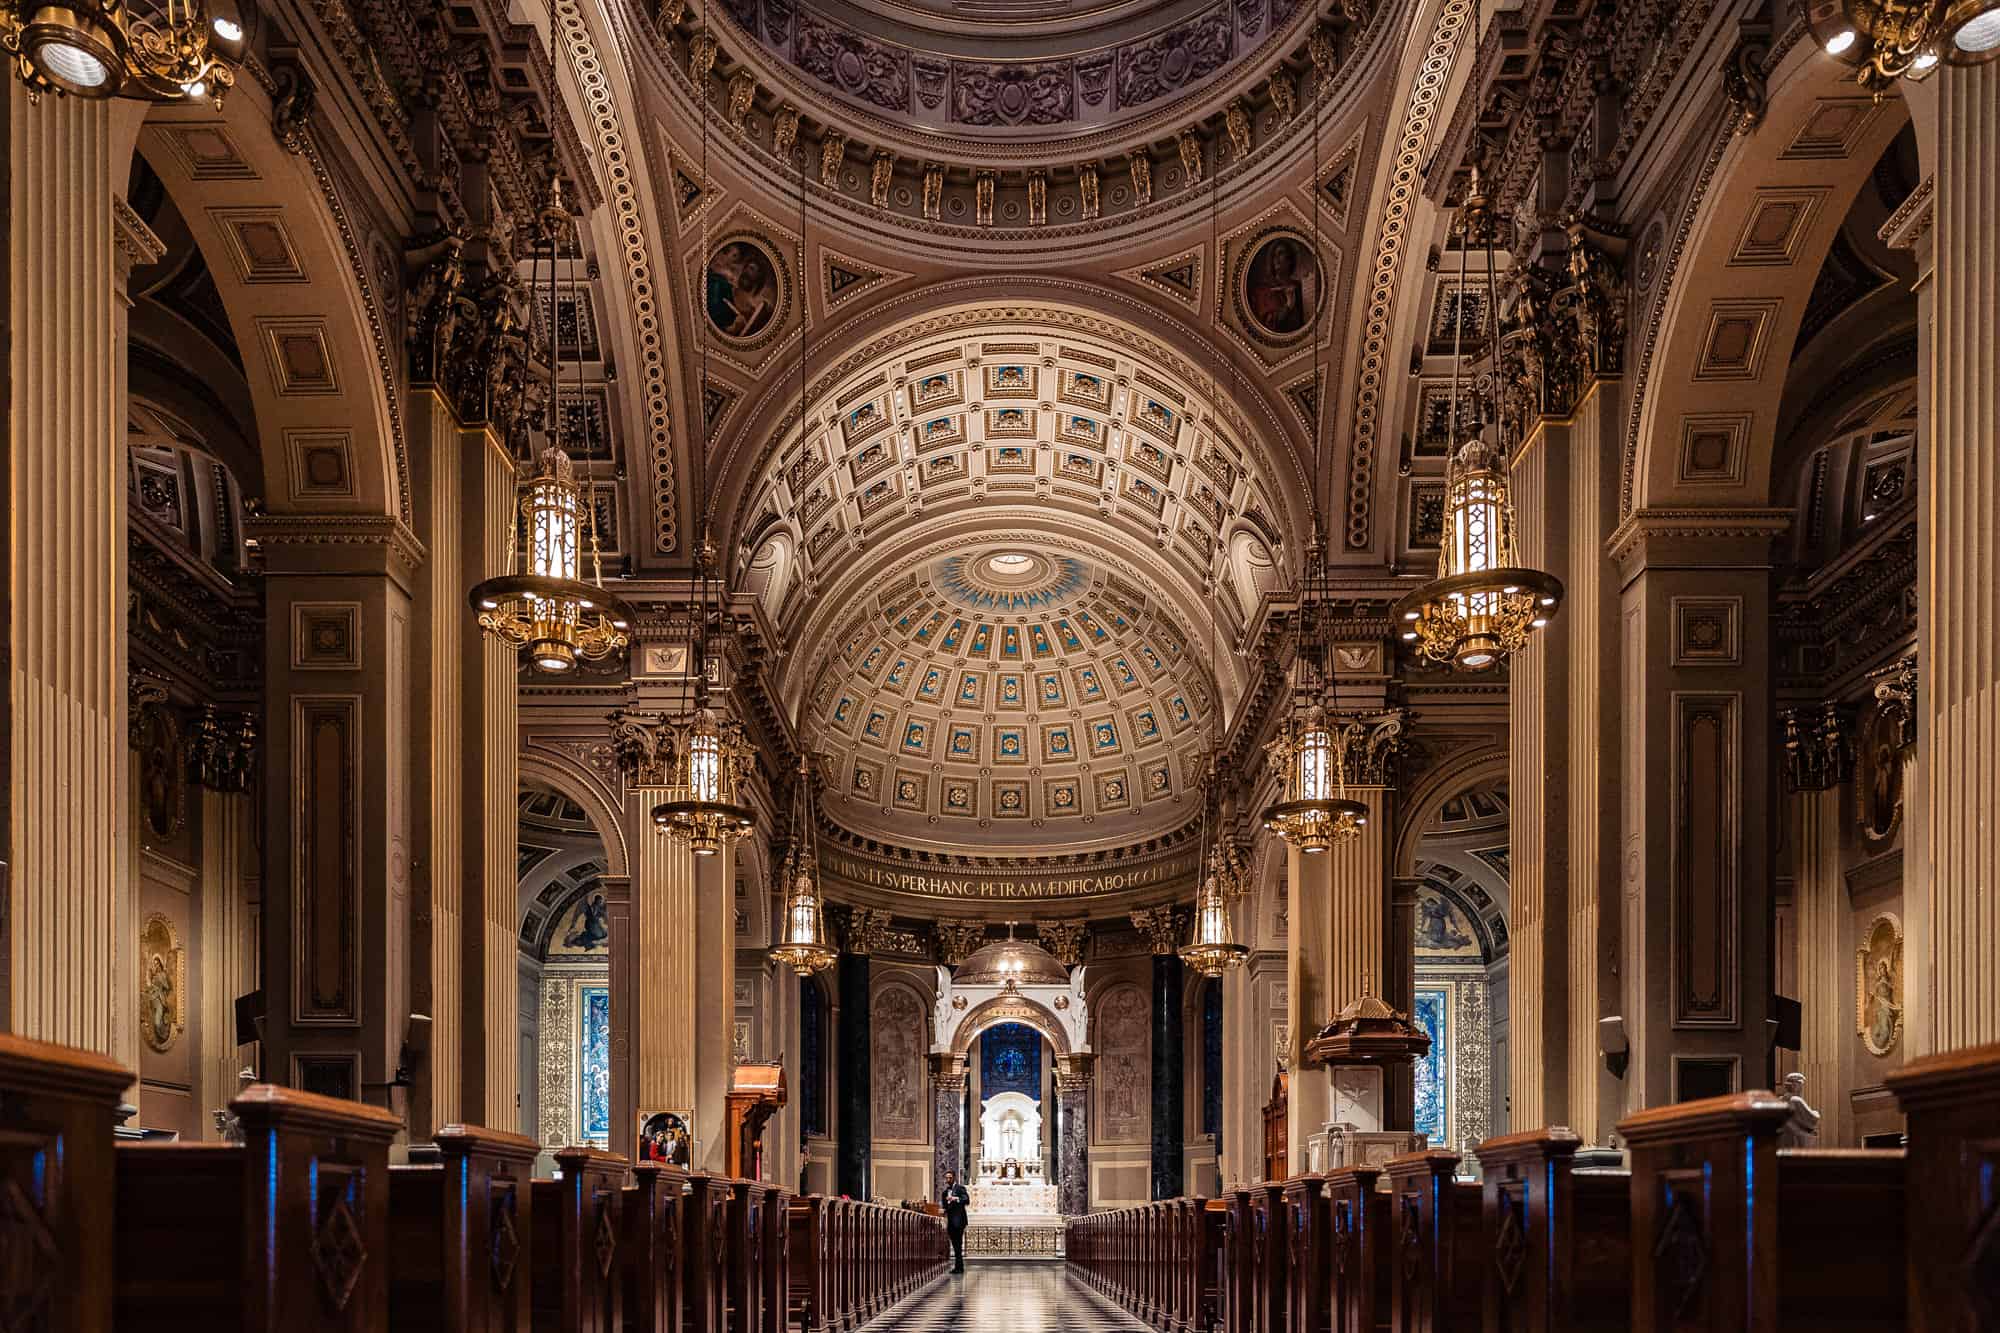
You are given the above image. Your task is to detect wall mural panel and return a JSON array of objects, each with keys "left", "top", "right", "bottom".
[
  {"left": 1413, "top": 987, "right": 1449, "bottom": 1146},
  {"left": 539, "top": 967, "right": 611, "bottom": 1149},
  {"left": 980, "top": 1021, "right": 1043, "bottom": 1100},
  {"left": 1095, "top": 984, "right": 1151, "bottom": 1143},
  {"left": 871, "top": 984, "right": 927, "bottom": 1143},
  {"left": 1411, "top": 973, "right": 1493, "bottom": 1155}
]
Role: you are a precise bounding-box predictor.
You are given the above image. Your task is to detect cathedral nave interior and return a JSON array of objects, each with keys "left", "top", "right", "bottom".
[{"left": 1, "top": 0, "right": 1996, "bottom": 1325}]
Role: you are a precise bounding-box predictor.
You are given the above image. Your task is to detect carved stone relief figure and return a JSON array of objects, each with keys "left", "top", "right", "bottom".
[
  {"left": 1095, "top": 985, "right": 1150, "bottom": 1142},
  {"left": 1077, "top": 165, "right": 1100, "bottom": 222},
  {"left": 1129, "top": 153, "right": 1153, "bottom": 206},
  {"left": 872, "top": 984, "right": 927, "bottom": 1140}
]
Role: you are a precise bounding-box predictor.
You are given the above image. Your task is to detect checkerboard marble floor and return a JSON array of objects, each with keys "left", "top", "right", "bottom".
[{"left": 868, "top": 1262, "right": 1151, "bottom": 1331}]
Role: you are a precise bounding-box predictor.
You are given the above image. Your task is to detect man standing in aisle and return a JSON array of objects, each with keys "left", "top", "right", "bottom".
[{"left": 941, "top": 1170, "right": 970, "bottom": 1273}]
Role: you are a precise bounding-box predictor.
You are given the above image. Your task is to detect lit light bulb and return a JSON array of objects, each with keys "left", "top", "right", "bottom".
[
  {"left": 1955, "top": 8, "right": 2000, "bottom": 50},
  {"left": 213, "top": 16, "right": 244, "bottom": 41},
  {"left": 1825, "top": 28, "right": 1858, "bottom": 54},
  {"left": 181, "top": 79, "right": 207, "bottom": 98},
  {"left": 1913, "top": 47, "right": 1941, "bottom": 69}
]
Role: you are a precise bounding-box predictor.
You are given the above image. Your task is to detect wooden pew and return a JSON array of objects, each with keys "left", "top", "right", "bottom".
[
  {"left": 0, "top": 1033, "right": 135, "bottom": 1333},
  {"left": 389, "top": 1123, "right": 541, "bottom": 1332},
  {"left": 1286, "top": 1174, "right": 1331, "bottom": 1333},
  {"left": 114, "top": 1083, "right": 403, "bottom": 1332},
  {"left": 1384, "top": 1149, "right": 1481, "bottom": 1332},
  {"left": 761, "top": 1183, "right": 792, "bottom": 1333},
  {"left": 1198, "top": 1199, "right": 1228, "bottom": 1333},
  {"left": 681, "top": 1173, "right": 733, "bottom": 1333},
  {"left": 788, "top": 1195, "right": 833, "bottom": 1333},
  {"left": 623, "top": 1161, "right": 687, "bottom": 1333},
  {"left": 1618, "top": 1091, "right": 1906, "bottom": 1332},
  {"left": 1249, "top": 1180, "right": 1291, "bottom": 1333},
  {"left": 530, "top": 1145, "right": 629, "bottom": 1333},
  {"left": 1223, "top": 1188, "right": 1255, "bottom": 1333},
  {"left": 1886, "top": 1041, "right": 2000, "bottom": 1332},
  {"left": 1473, "top": 1127, "right": 1631, "bottom": 1333},
  {"left": 1325, "top": 1165, "right": 1390, "bottom": 1333}
]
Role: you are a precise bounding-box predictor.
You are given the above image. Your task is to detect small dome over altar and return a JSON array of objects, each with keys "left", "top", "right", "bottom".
[{"left": 954, "top": 938, "right": 1070, "bottom": 988}]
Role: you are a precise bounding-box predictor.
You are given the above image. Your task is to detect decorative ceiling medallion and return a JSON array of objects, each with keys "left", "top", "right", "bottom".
[
  {"left": 1233, "top": 225, "right": 1324, "bottom": 345},
  {"left": 820, "top": 243, "right": 911, "bottom": 312},
  {"left": 1120, "top": 246, "right": 1203, "bottom": 311},
  {"left": 702, "top": 232, "right": 789, "bottom": 346}
]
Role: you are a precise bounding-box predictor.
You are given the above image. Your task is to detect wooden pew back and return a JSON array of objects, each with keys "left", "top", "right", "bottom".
[
  {"left": 388, "top": 1123, "right": 540, "bottom": 1333},
  {"left": 529, "top": 1145, "right": 628, "bottom": 1333},
  {"left": 1886, "top": 1042, "right": 2000, "bottom": 1333}
]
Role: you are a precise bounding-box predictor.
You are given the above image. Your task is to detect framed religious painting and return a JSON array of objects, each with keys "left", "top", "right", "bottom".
[{"left": 636, "top": 1108, "right": 695, "bottom": 1169}]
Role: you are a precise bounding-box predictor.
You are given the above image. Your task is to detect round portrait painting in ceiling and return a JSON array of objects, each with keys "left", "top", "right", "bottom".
[
  {"left": 1241, "top": 232, "right": 1322, "bottom": 339},
  {"left": 705, "top": 238, "right": 782, "bottom": 342}
]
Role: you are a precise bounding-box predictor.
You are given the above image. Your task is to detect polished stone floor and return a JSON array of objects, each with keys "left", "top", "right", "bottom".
[{"left": 874, "top": 1262, "right": 1150, "bottom": 1331}]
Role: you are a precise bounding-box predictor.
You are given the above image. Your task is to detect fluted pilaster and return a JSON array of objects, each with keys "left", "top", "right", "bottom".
[
  {"left": 198, "top": 788, "right": 256, "bottom": 1132},
  {"left": 1790, "top": 785, "right": 1845, "bottom": 1143},
  {"left": 7, "top": 88, "right": 140, "bottom": 1057},
  {"left": 1920, "top": 62, "right": 2000, "bottom": 1051},
  {"left": 631, "top": 803, "right": 699, "bottom": 1110}
]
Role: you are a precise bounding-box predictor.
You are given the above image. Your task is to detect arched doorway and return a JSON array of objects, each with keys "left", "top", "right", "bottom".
[{"left": 516, "top": 779, "right": 613, "bottom": 1155}]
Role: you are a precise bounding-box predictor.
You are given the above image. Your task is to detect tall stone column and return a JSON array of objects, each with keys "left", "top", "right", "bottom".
[
  {"left": 1221, "top": 947, "right": 1283, "bottom": 1186},
  {"left": 254, "top": 519, "right": 420, "bottom": 1104},
  {"left": 617, "top": 787, "right": 697, "bottom": 1157},
  {"left": 931, "top": 1053, "right": 968, "bottom": 1189},
  {"left": 1055, "top": 1053, "right": 1092, "bottom": 1215},
  {"left": 1915, "top": 61, "right": 2000, "bottom": 1053},
  {"left": 1504, "top": 364, "right": 1625, "bottom": 1139},
  {"left": 407, "top": 390, "right": 519, "bottom": 1137},
  {"left": 1135, "top": 912, "right": 1185, "bottom": 1200},
  {"left": 835, "top": 946, "right": 872, "bottom": 1198},
  {"left": 1608, "top": 510, "right": 1786, "bottom": 1111},
  {"left": 6, "top": 89, "right": 156, "bottom": 1058},
  {"left": 1779, "top": 708, "right": 1846, "bottom": 1144},
  {"left": 692, "top": 846, "right": 735, "bottom": 1172},
  {"left": 1285, "top": 757, "right": 1397, "bottom": 1171}
]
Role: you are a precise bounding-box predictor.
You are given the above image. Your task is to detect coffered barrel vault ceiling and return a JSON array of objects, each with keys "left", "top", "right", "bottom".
[
  {"left": 806, "top": 545, "right": 1213, "bottom": 851},
  {"left": 724, "top": 316, "right": 1308, "bottom": 854}
]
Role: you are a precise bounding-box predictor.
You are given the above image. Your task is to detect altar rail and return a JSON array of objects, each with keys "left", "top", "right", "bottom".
[
  {"left": 0, "top": 1033, "right": 947, "bottom": 1333},
  {"left": 1068, "top": 1043, "right": 2000, "bottom": 1333}
]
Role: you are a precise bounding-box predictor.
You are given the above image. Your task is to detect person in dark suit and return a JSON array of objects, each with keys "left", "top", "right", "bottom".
[{"left": 941, "top": 1170, "right": 970, "bottom": 1272}]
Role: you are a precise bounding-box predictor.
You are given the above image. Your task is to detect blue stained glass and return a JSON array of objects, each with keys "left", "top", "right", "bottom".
[
  {"left": 1201, "top": 982, "right": 1224, "bottom": 1136},
  {"left": 580, "top": 984, "right": 611, "bottom": 1146},
  {"left": 1412, "top": 989, "right": 1448, "bottom": 1148},
  {"left": 980, "top": 1022, "right": 1042, "bottom": 1100}
]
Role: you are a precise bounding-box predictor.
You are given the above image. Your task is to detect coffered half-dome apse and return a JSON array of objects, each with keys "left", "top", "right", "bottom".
[{"left": 725, "top": 309, "right": 1310, "bottom": 855}]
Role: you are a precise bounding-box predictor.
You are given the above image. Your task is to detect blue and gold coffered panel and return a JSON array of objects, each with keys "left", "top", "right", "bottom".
[{"left": 806, "top": 543, "right": 1213, "bottom": 852}]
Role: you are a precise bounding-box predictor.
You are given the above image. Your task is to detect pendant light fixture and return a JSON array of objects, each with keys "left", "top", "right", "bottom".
[
  {"left": 651, "top": 35, "right": 756, "bottom": 857},
  {"left": 770, "top": 754, "right": 837, "bottom": 976},
  {"left": 2, "top": 0, "right": 243, "bottom": 103},
  {"left": 1391, "top": 171, "right": 1561, "bottom": 673},
  {"left": 1809, "top": 0, "right": 2000, "bottom": 90},
  {"left": 1262, "top": 66, "right": 1368, "bottom": 857},
  {"left": 471, "top": 129, "right": 634, "bottom": 674}
]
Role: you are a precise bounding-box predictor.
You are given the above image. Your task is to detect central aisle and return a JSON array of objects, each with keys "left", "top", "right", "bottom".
[{"left": 878, "top": 1262, "right": 1153, "bottom": 1332}]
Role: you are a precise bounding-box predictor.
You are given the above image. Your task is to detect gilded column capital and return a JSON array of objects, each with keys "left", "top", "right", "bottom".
[
  {"left": 1334, "top": 707, "right": 1408, "bottom": 787},
  {"left": 1870, "top": 655, "right": 1918, "bottom": 750},
  {"left": 843, "top": 907, "right": 896, "bottom": 956},
  {"left": 1054, "top": 1052, "right": 1096, "bottom": 1092},
  {"left": 1129, "top": 908, "right": 1184, "bottom": 956},
  {"left": 1034, "top": 919, "right": 1088, "bottom": 967},
  {"left": 929, "top": 1052, "right": 969, "bottom": 1090},
  {"left": 935, "top": 920, "right": 988, "bottom": 967},
  {"left": 1780, "top": 703, "right": 1851, "bottom": 794}
]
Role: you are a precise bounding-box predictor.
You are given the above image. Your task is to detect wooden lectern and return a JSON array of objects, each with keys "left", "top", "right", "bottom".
[{"left": 726, "top": 1062, "right": 788, "bottom": 1179}]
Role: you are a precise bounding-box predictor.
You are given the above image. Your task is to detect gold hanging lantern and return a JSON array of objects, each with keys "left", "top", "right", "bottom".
[
  {"left": 1391, "top": 180, "right": 1562, "bottom": 673},
  {"left": 1392, "top": 436, "right": 1561, "bottom": 671},
  {"left": 1179, "top": 842, "right": 1248, "bottom": 977},
  {"left": 470, "top": 445, "right": 635, "bottom": 673},
  {"left": 651, "top": 705, "right": 756, "bottom": 856},
  {"left": 1262, "top": 703, "right": 1368, "bottom": 853},
  {"left": 771, "top": 757, "right": 837, "bottom": 975},
  {"left": 2, "top": 0, "right": 243, "bottom": 102},
  {"left": 471, "top": 175, "right": 633, "bottom": 676}
]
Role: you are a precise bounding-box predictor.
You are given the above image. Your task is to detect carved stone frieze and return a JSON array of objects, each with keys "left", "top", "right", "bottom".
[
  {"left": 936, "top": 920, "right": 989, "bottom": 966},
  {"left": 1129, "top": 907, "right": 1184, "bottom": 956},
  {"left": 1336, "top": 708, "right": 1407, "bottom": 787}
]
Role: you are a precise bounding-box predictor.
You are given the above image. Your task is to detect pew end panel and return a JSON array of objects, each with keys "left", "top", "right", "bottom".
[
  {"left": 1886, "top": 1041, "right": 2000, "bottom": 1333},
  {"left": 0, "top": 1034, "right": 134, "bottom": 1333},
  {"left": 530, "top": 1145, "right": 630, "bottom": 1333},
  {"left": 1324, "top": 1166, "right": 1388, "bottom": 1333},
  {"left": 388, "top": 1123, "right": 541, "bottom": 1333}
]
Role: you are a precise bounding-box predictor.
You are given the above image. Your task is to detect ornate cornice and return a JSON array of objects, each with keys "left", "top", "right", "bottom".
[
  {"left": 1877, "top": 174, "right": 1935, "bottom": 252},
  {"left": 1605, "top": 506, "right": 1789, "bottom": 582},
  {"left": 245, "top": 512, "right": 428, "bottom": 588}
]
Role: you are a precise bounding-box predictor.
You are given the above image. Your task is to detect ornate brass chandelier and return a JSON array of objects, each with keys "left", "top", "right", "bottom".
[
  {"left": 650, "top": 65, "right": 757, "bottom": 860},
  {"left": 1260, "top": 86, "right": 1367, "bottom": 857},
  {"left": 1392, "top": 179, "right": 1562, "bottom": 672},
  {"left": 1180, "top": 832, "right": 1248, "bottom": 977},
  {"left": 471, "top": 180, "right": 635, "bottom": 675},
  {"left": 1810, "top": 0, "right": 2000, "bottom": 90},
  {"left": 2, "top": 0, "right": 242, "bottom": 102},
  {"left": 770, "top": 756, "right": 837, "bottom": 976}
]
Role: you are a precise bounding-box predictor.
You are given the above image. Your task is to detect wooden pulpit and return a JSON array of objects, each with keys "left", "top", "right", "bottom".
[{"left": 726, "top": 1062, "right": 789, "bottom": 1180}]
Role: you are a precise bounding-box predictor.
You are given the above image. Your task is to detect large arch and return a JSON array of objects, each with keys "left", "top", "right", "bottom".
[
  {"left": 1624, "top": 46, "right": 1911, "bottom": 515},
  {"left": 520, "top": 744, "right": 631, "bottom": 877},
  {"left": 136, "top": 78, "right": 406, "bottom": 521}
]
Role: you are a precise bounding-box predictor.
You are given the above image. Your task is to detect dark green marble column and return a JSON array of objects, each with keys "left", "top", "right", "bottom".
[
  {"left": 836, "top": 950, "right": 871, "bottom": 1198},
  {"left": 1151, "top": 950, "right": 1185, "bottom": 1199}
]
